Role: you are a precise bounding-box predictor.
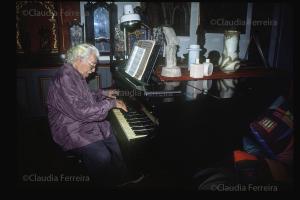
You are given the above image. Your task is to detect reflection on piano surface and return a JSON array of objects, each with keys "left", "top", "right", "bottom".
[{"left": 217, "top": 78, "right": 238, "bottom": 98}]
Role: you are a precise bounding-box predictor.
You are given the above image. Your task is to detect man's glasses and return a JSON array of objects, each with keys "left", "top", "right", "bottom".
[{"left": 87, "top": 60, "right": 97, "bottom": 70}]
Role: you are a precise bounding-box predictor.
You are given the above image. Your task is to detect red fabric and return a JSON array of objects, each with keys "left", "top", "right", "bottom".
[{"left": 234, "top": 150, "right": 258, "bottom": 162}]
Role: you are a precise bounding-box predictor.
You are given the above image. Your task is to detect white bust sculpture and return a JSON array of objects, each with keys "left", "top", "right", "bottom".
[{"left": 161, "top": 26, "right": 181, "bottom": 77}]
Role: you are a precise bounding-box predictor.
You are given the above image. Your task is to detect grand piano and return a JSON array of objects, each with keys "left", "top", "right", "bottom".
[{"left": 109, "top": 59, "right": 291, "bottom": 188}]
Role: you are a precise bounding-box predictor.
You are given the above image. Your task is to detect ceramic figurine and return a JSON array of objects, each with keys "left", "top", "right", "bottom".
[{"left": 219, "top": 30, "right": 240, "bottom": 73}]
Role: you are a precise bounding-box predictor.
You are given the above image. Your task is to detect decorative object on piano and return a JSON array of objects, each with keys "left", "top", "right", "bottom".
[
  {"left": 203, "top": 59, "right": 214, "bottom": 76},
  {"left": 189, "top": 59, "right": 204, "bottom": 78},
  {"left": 217, "top": 78, "right": 238, "bottom": 98},
  {"left": 120, "top": 4, "right": 141, "bottom": 59},
  {"left": 161, "top": 26, "right": 181, "bottom": 77},
  {"left": 218, "top": 30, "right": 241, "bottom": 73},
  {"left": 69, "top": 19, "right": 84, "bottom": 47},
  {"left": 187, "top": 44, "right": 201, "bottom": 71}
]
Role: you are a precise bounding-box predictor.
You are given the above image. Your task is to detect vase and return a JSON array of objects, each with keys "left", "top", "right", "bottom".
[{"left": 218, "top": 30, "right": 240, "bottom": 73}]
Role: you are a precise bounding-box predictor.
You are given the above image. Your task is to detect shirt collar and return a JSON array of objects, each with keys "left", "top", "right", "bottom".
[{"left": 64, "top": 63, "right": 85, "bottom": 80}]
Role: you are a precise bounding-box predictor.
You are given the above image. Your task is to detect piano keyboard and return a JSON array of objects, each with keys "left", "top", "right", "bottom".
[{"left": 111, "top": 106, "right": 157, "bottom": 142}]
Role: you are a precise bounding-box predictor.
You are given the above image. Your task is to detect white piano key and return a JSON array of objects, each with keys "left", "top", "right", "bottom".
[{"left": 112, "top": 109, "right": 147, "bottom": 141}]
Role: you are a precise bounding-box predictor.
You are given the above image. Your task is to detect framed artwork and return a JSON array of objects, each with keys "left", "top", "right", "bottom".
[
  {"left": 127, "top": 23, "right": 151, "bottom": 55},
  {"left": 69, "top": 20, "right": 84, "bottom": 47},
  {"left": 16, "top": 1, "right": 59, "bottom": 54}
]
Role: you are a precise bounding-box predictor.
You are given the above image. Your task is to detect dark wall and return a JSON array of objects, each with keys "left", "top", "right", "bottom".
[
  {"left": 249, "top": 3, "right": 294, "bottom": 74},
  {"left": 270, "top": 3, "right": 294, "bottom": 74},
  {"left": 17, "top": 67, "right": 112, "bottom": 118}
]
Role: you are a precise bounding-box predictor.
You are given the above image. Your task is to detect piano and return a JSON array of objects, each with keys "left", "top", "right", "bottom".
[
  {"left": 110, "top": 97, "right": 159, "bottom": 142},
  {"left": 109, "top": 62, "right": 291, "bottom": 188}
]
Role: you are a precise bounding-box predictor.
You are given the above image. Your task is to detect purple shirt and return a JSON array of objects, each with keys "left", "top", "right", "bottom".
[{"left": 47, "top": 63, "right": 116, "bottom": 151}]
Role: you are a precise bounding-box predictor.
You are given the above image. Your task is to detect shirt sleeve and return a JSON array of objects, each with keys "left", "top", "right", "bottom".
[
  {"left": 91, "top": 89, "right": 107, "bottom": 102},
  {"left": 57, "top": 74, "right": 116, "bottom": 122}
]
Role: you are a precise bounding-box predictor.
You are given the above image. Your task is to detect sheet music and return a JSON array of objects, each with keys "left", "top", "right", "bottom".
[
  {"left": 125, "top": 46, "right": 146, "bottom": 77},
  {"left": 135, "top": 40, "right": 155, "bottom": 80},
  {"left": 125, "top": 40, "right": 156, "bottom": 80}
]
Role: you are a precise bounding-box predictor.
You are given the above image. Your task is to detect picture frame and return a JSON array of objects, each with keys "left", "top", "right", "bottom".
[{"left": 127, "top": 23, "right": 151, "bottom": 55}]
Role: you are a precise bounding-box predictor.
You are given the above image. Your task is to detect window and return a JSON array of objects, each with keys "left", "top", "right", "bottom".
[{"left": 161, "top": 2, "right": 191, "bottom": 36}]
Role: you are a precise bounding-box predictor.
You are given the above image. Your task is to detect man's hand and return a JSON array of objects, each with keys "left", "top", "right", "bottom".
[
  {"left": 103, "top": 89, "right": 119, "bottom": 99},
  {"left": 115, "top": 99, "right": 128, "bottom": 112}
]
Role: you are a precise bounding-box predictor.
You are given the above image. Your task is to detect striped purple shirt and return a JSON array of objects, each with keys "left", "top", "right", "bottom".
[{"left": 47, "top": 63, "right": 116, "bottom": 151}]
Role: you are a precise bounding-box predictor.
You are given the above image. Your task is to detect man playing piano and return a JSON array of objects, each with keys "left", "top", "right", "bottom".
[{"left": 47, "top": 43, "right": 141, "bottom": 187}]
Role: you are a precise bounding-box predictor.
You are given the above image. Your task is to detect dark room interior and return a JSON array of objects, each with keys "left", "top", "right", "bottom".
[{"left": 17, "top": 1, "right": 294, "bottom": 191}]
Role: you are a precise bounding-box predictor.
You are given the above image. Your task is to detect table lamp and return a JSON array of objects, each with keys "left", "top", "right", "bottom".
[{"left": 120, "top": 4, "right": 141, "bottom": 59}]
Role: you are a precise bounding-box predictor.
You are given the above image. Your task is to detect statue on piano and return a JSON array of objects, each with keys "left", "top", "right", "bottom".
[{"left": 161, "top": 26, "right": 182, "bottom": 77}]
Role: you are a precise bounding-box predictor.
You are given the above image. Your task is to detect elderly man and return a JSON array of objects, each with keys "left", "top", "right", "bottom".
[{"left": 47, "top": 43, "right": 140, "bottom": 187}]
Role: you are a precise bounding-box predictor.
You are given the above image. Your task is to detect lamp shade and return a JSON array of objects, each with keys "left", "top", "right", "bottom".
[
  {"left": 120, "top": 4, "right": 141, "bottom": 29},
  {"left": 120, "top": 5, "right": 141, "bottom": 59}
]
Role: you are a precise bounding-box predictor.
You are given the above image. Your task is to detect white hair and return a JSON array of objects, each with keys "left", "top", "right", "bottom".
[{"left": 65, "top": 43, "right": 100, "bottom": 64}]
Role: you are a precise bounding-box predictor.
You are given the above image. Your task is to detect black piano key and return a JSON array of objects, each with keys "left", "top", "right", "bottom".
[
  {"left": 130, "top": 124, "right": 156, "bottom": 129},
  {"left": 126, "top": 117, "right": 149, "bottom": 122},
  {"left": 124, "top": 113, "right": 146, "bottom": 118},
  {"left": 133, "top": 129, "right": 150, "bottom": 136},
  {"left": 131, "top": 126, "right": 155, "bottom": 132},
  {"left": 127, "top": 120, "right": 153, "bottom": 126},
  {"left": 128, "top": 121, "right": 154, "bottom": 126}
]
